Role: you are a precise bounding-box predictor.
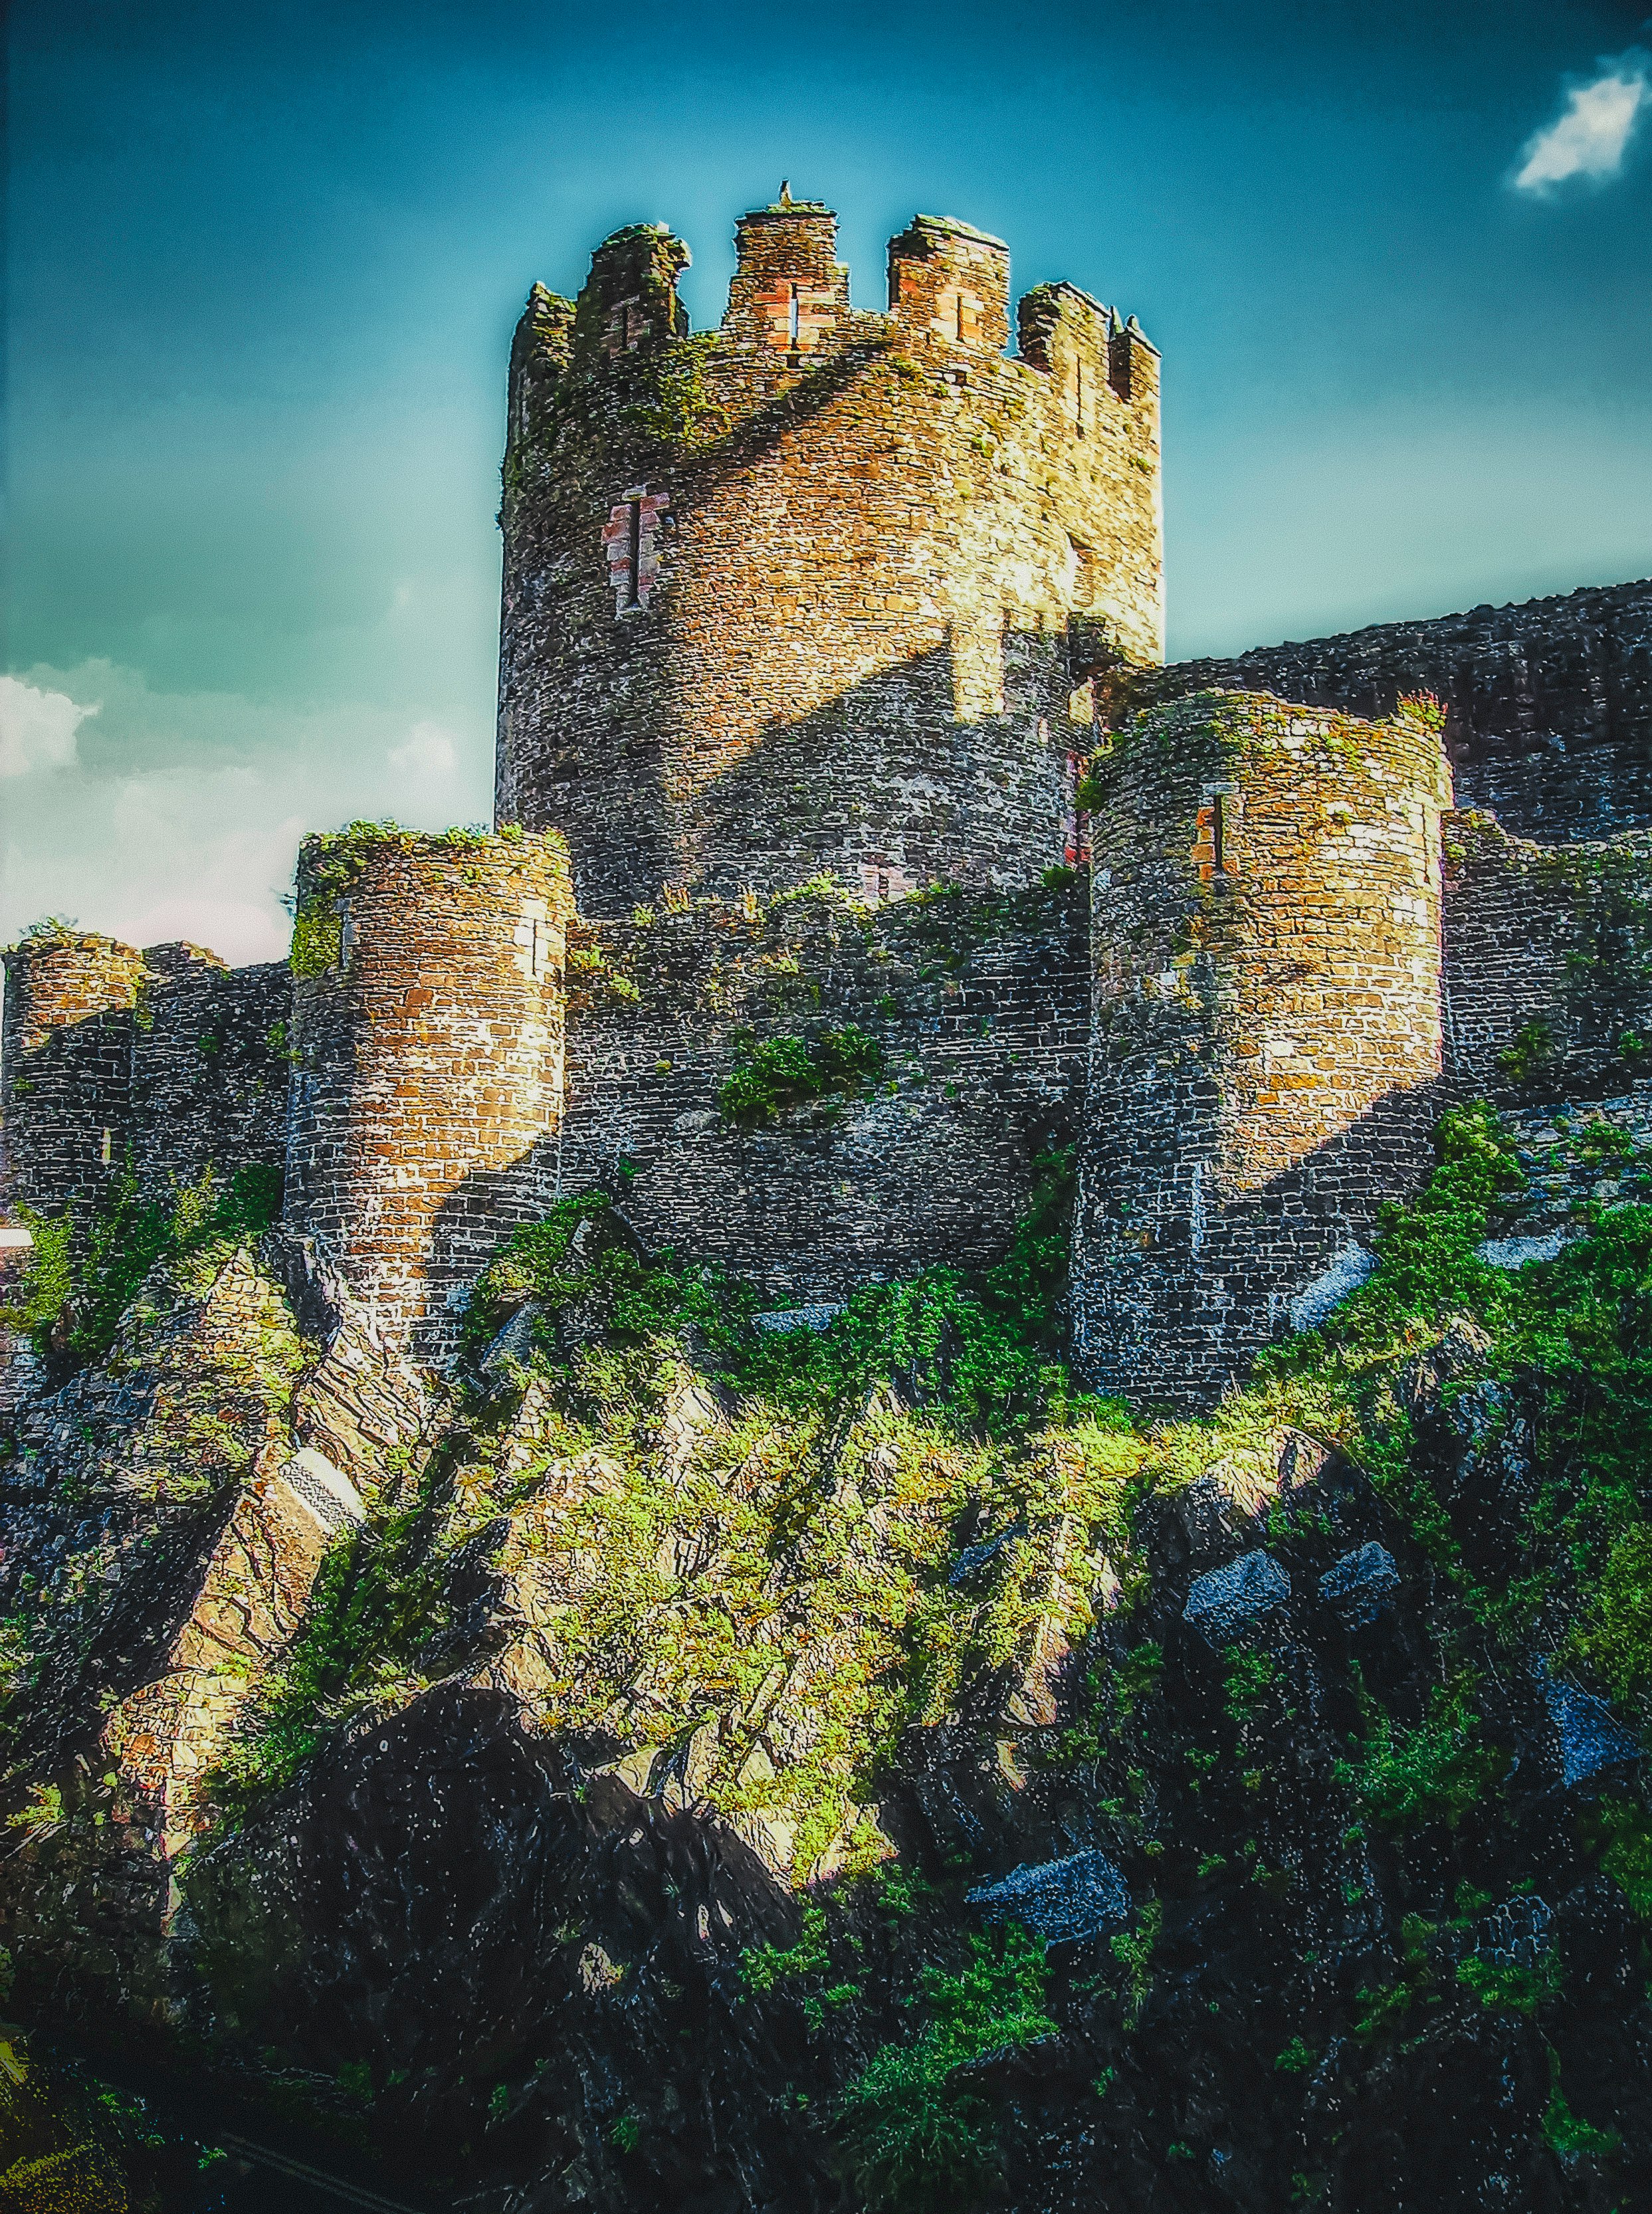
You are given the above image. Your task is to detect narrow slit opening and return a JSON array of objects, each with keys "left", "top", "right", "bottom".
[{"left": 625, "top": 498, "right": 642, "bottom": 609}]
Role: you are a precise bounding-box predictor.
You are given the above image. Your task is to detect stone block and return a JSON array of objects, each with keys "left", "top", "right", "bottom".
[
  {"left": 1318, "top": 1542, "right": 1399, "bottom": 1628},
  {"left": 1540, "top": 1666, "right": 1641, "bottom": 1789}
]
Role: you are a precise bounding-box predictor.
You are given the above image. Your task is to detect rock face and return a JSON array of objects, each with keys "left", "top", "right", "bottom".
[{"left": 5, "top": 1160, "right": 1652, "bottom": 2211}]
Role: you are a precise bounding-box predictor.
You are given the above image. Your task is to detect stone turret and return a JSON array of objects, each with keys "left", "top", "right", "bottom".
[
  {"left": 282, "top": 829, "right": 573, "bottom": 1359},
  {"left": 1073, "top": 693, "right": 1451, "bottom": 1403},
  {"left": 495, "top": 193, "right": 1163, "bottom": 915},
  {"left": 0, "top": 932, "right": 149, "bottom": 1228}
]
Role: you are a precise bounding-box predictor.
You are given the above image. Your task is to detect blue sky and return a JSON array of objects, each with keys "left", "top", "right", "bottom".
[{"left": 5, "top": 0, "right": 1650, "bottom": 960}]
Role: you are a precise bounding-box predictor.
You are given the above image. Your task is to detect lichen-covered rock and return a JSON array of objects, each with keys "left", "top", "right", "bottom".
[
  {"left": 967, "top": 1849, "right": 1130, "bottom": 1942},
  {"left": 1183, "top": 1548, "right": 1291, "bottom": 1644},
  {"left": 1318, "top": 1542, "right": 1399, "bottom": 1628}
]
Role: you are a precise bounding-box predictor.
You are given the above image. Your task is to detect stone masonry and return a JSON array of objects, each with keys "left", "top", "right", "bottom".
[
  {"left": 1073, "top": 692, "right": 1453, "bottom": 1403},
  {"left": 5, "top": 197, "right": 1652, "bottom": 1407},
  {"left": 282, "top": 831, "right": 573, "bottom": 1361},
  {"left": 1, "top": 933, "right": 288, "bottom": 1231},
  {"left": 494, "top": 193, "right": 1162, "bottom": 917},
  {"left": 1142, "top": 578, "right": 1652, "bottom": 843}
]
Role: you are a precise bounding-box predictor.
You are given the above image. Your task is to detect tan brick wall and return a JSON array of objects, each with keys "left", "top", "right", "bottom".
[
  {"left": 283, "top": 831, "right": 573, "bottom": 1359},
  {"left": 1075, "top": 693, "right": 1451, "bottom": 1403},
  {"left": 496, "top": 195, "right": 1163, "bottom": 916}
]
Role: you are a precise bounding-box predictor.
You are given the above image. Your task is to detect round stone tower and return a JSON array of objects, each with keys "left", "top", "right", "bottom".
[
  {"left": 1073, "top": 692, "right": 1451, "bottom": 1405},
  {"left": 496, "top": 193, "right": 1163, "bottom": 915},
  {"left": 0, "top": 931, "right": 148, "bottom": 1228},
  {"left": 283, "top": 829, "right": 573, "bottom": 1358}
]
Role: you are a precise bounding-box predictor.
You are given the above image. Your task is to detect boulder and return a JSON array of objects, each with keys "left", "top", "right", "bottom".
[
  {"left": 967, "top": 1849, "right": 1130, "bottom": 1942},
  {"left": 1318, "top": 1542, "right": 1399, "bottom": 1629},
  {"left": 1184, "top": 1550, "right": 1291, "bottom": 1645},
  {"left": 1540, "top": 1666, "right": 1641, "bottom": 1789}
]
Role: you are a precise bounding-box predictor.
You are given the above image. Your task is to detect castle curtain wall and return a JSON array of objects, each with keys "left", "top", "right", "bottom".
[{"left": 1141, "top": 579, "right": 1652, "bottom": 842}]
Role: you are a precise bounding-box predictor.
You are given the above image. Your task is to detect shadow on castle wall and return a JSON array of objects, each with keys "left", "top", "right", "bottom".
[
  {"left": 1074, "top": 1076, "right": 1452, "bottom": 1406},
  {"left": 648, "top": 634, "right": 1092, "bottom": 908}
]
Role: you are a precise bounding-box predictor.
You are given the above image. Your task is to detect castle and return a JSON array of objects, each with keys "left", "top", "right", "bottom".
[{"left": 4, "top": 193, "right": 1651, "bottom": 1406}]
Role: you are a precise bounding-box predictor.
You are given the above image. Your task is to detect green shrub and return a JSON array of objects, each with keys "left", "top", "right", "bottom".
[
  {"left": 1335, "top": 1680, "right": 1503, "bottom": 1831},
  {"left": 1455, "top": 1946, "right": 1561, "bottom": 2014},
  {"left": 1, "top": 1160, "right": 282, "bottom": 1369},
  {"left": 1574, "top": 1524, "right": 1652, "bottom": 1702},
  {"left": 1495, "top": 1019, "right": 1560, "bottom": 1084},
  {"left": 1544, "top": 2064, "right": 1620, "bottom": 2159},
  {"left": 838, "top": 1926, "right": 1053, "bottom": 2214},
  {"left": 717, "top": 1025, "right": 884, "bottom": 1126}
]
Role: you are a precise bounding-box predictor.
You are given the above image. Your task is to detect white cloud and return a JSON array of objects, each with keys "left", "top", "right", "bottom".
[
  {"left": 0, "top": 676, "right": 99, "bottom": 777},
  {"left": 1512, "top": 49, "right": 1650, "bottom": 195},
  {"left": 1, "top": 660, "right": 492, "bottom": 967},
  {"left": 387, "top": 721, "right": 459, "bottom": 775}
]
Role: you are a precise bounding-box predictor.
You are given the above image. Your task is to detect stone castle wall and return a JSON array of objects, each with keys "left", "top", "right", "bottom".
[
  {"left": 495, "top": 198, "right": 1162, "bottom": 916},
  {"left": 1140, "top": 578, "right": 1652, "bottom": 842},
  {"left": 554, "top": 880, "right": 1088, "bottom": 1302},
  {"left": 282, "top": 831, "right": 573, "bottom": 1358},
  {"left": 4, "top": 190, "right": 1648, "bottom": 1402},
  {"left": 1073, "top": 694, "right": 1451, "bottom": 1403},
  {"left": 1443, "top": 815, "right": 1652, "bottom": 1100},
  {"left": 0, "top": 934, "right": 287, "bottom": 1233}
]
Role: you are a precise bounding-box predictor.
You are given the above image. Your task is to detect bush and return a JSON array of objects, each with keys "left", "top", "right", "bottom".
[
  {"left": 717, "top": 1025, "right": 884, "bottom": 1126},
  {"left": 838, "top": 1926, "right": 1053, "bottom": 2213},
  {"left": 1574, "top": 1524, "right": 1652, "bottom": 1702},
  {"left": 2, "top": 1160, "right": 282, "bottom": 1369},
  {"left": 1336, "top": 1680, "right": 1504, "bottom": 1831}
]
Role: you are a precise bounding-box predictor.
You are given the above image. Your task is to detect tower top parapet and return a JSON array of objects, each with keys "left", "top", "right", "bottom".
[{"left": 495, "top": 191, "right": 1164, "bottom": 914}]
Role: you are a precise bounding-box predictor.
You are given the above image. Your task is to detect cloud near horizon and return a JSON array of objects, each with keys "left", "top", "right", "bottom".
[
  {"left": 0, "top": 665, "right": 492, "bottom": 969},
  {"left": 0, "top": 676, "right": 99, "bottom": 779},
  {"left": 1512, "top": 49, "right": 1650, "bottom": 195}
]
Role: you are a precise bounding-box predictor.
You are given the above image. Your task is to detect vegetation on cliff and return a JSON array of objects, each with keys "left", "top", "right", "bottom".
[{"left": 3, "top": 1097, "right": 1652, "bottom": 2209}]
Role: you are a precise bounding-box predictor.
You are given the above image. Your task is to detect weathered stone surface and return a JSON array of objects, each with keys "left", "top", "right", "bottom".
[
  {"left": 1073, "top": 694, "right": 1451, "bottom": 1405},
  {"left": 0, "top": 931, "right": 286, "bottom": 1233},
  {"left": 1477, "top": 1231, "right": 1573, "bottom": 1270},
  {"left": 1540, "top": 1666, "right": 1641, "bottom": 1789},
  {"left": 967, "top": 1848, "right": 1130, "bottom": 1942},
  {"left": 496, "top": 199, "right": 1162, "bottom": 916},
  {"left": 1318, "top": 1541, "right": 1399, "bottom": 1628},
  {"left": 1184, "top": 1549, "right": 1291, "bottom": 1644},
  {"left": 1289, "top": 1242, "right": 1376, "bottom": 1332},
  {"left": 284, "top": 831, "right": 573, "bottom": 1361},
  {"left": 1142, "top": 577, "right": 1652, "bottom": 841}
]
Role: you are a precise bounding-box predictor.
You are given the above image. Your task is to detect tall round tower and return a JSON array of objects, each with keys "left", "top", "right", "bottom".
[
  {"left": 496, "top": 195, "right": 1163, "bottom": 915},
  {"left": 1073, "top": 693, "right": 1451, "bottom": 1405},
  {"left": 0, "top": 931, "right": 148, "bottom": 1229},
  {"left": 283, "top": 829, "right": 573, "bottom": 1358}
]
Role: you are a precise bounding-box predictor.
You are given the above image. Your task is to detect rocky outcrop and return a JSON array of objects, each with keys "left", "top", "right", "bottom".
[{"left": 2, "top": 1163, "right": 1652, "bottom": 2212}]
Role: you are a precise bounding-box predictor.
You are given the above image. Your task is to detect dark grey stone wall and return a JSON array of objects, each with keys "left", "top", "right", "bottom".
[
  {"left": 1140, "top": 579, "right": 1652, "bottom": 841},
  {"left": 556, "top": 880, "right": 1088, "bottom": 1300}
]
